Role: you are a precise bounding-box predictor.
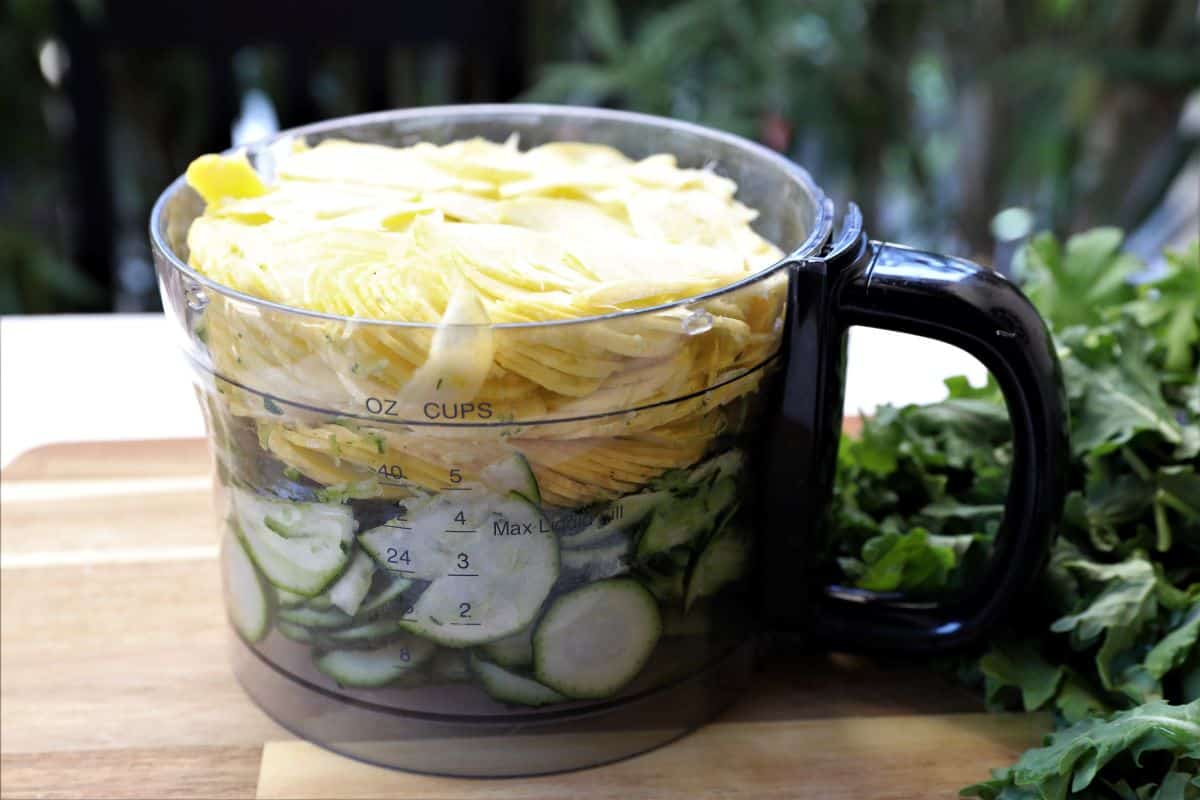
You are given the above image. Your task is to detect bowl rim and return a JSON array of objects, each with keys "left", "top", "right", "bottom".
[{"left": 149, "top": 103, "right": 833, "bottom": 329}]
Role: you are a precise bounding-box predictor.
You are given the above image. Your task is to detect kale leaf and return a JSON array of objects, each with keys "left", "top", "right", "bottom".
[
  {"left": 830, "top": 232, "right": 1200, "bottom": 797},
  {"left": 960, "top": 700, "right": 1199, "bottom": 800}
]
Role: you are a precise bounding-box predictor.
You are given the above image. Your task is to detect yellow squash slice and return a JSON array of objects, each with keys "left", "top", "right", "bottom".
[{"left": 184, "top": 137, "right": 786, "bottom": 506}]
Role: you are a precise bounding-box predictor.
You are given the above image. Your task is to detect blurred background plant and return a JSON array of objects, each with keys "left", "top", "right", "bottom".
[
  {"left": 3, "top": 0, "right": 1198, "bottom": 314},
  {"left": 527, "top": 0, "right": 1200, "bottom": 261}
]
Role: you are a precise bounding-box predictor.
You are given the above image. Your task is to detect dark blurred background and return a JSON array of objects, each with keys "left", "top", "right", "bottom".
[{"left": 2, "top": 0, "right": 1198, "bottom": 314}]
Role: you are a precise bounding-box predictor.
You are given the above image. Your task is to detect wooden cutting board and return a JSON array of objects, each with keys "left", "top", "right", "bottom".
[{"left": 0, "top": 439, "right": 1048, "bottom": 799}]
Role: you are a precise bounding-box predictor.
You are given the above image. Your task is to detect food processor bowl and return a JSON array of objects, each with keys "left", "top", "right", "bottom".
[{"left": 151, "top": 105, "right": 833, "bottom": 776}]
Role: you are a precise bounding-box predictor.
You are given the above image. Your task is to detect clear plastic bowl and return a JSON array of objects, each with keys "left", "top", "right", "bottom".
[{"left": 151, "top": 105, "right": 831, "bottom": 776}]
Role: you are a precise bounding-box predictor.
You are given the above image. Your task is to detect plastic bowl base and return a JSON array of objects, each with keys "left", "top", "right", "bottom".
[{"left": 232, "top": 635, "right": 756, "bottom": 777}]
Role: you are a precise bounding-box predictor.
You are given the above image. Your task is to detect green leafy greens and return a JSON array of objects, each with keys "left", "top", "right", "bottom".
[
  {"left": 961, "top": 701, "right": 1199, "bottom": 800},
  {"left": 830, "top": 231, "right": 1199, "bottom": 797}
]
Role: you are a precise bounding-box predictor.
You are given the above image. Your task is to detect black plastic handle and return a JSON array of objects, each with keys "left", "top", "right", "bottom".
[{"left": 762, "top": 237, "right": 1068, "bottom": 653}]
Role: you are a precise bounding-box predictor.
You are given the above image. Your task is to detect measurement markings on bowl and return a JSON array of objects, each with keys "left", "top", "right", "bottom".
[
  {"left": 439, "top": 466, "right": 469, "bottom": 492},
  {"left": 376, "top": 464, "right": 406, "bottom": 483},
  {"left": 158, "top": 113, "right": 814, "bottom": 773},
  {"left": 445, "top": 509, "right": 475, "bottom": 533},
  {"left": 364, "top": 397, "right": 496, "bottom": 421},
  {"left": 382, "top": 546, "right": 415, "bottom": 574},
  {"left": 446, "top": 552, "right": 476, "bottom": 577}
]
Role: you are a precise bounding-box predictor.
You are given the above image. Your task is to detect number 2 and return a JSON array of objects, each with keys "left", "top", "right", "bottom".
[{"left": 458, "top": 602, "right": 472, "bottom": 618}]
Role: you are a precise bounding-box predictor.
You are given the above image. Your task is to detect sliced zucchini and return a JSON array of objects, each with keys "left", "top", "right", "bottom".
[
  {"left": 398, "top": 493, "right": 558, "bottom": 647},
  {"left": 359, "top": 522, "right": 425, "bottom": 579},
  {"left": 636, "top": 476, "right": 737, "bottom": 560},
  {"left": 480, "top": 451, "right": 541, "bottom": 504},
  {"left": 314, "top": 637, "right": 436, "bottom": 688},
  {"left": 685, "top": 521, "right": 750, "bottom": 610},
  {"left": 650, "top": 449, "right": 742, "bottom": 493},
  {"left": 561, "top": 491, "right": 667, "bottom": 549},
  {"left": 275, "top": 587, "right": 307, "bottom": 608},
  {"left": 560, "top": 537, "right": 632, "bottom": 583},
  {"left": 232, "top": 488, "right": 355, "bottom": 596},
  {"left": 278, "top": 604, "right": 353, "bottom": 629},
  {"left": 277, "top": 620, "right": 315, "bottom": 643},
  {"left": 357, "top": 572, "right": 414, "bottom": 618},
  {"left": 431, "top": 649, "right": 472, "bottom": 683},
  {"left": 470, "top": 654, "right": 566, "bottom": 707},
  {"left": 315, "top": 619, "right": 406, "bottom": 648},
  {"left": 318, "top": 550, "right": 376, "bottom": 616},
  {"left": 639, "top": 562, "right": 687, "bottom": 604},
  {"left": 480, "top": 622, "right": 535, "bottom": 669},
  {"left": 358, "top": 495, "right": 461, "bottom": 580},
  {"left": 534, "top": 579, "right": 662, "bottom": 699},
  {"left": 221, "top": 529, "right": 272, "bottom": 643},
  {"left": 686, "top": 449, "right": 744, "bottom": 485},
  {"left": 303, "top": 593, "right": 335, "bottom": 610}
]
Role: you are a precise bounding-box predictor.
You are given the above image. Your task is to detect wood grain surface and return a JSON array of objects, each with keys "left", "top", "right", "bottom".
[
  {"left": 1, "top": 438, "right": 1047, "bottom": 799},
  {"left": 258, "top": 714, "right": 1047, "bottom": 800}
]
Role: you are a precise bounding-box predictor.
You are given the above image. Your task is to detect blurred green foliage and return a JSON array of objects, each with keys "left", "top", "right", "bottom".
[
  {"left": 1, "top": 0, "right": 104, "bottom": 313},
  {"left": 527, "top": 0, "right": 1200, "bottom": 257},
  {"left": 0, "top": 2, "right": 475, "bottom": 314}
]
